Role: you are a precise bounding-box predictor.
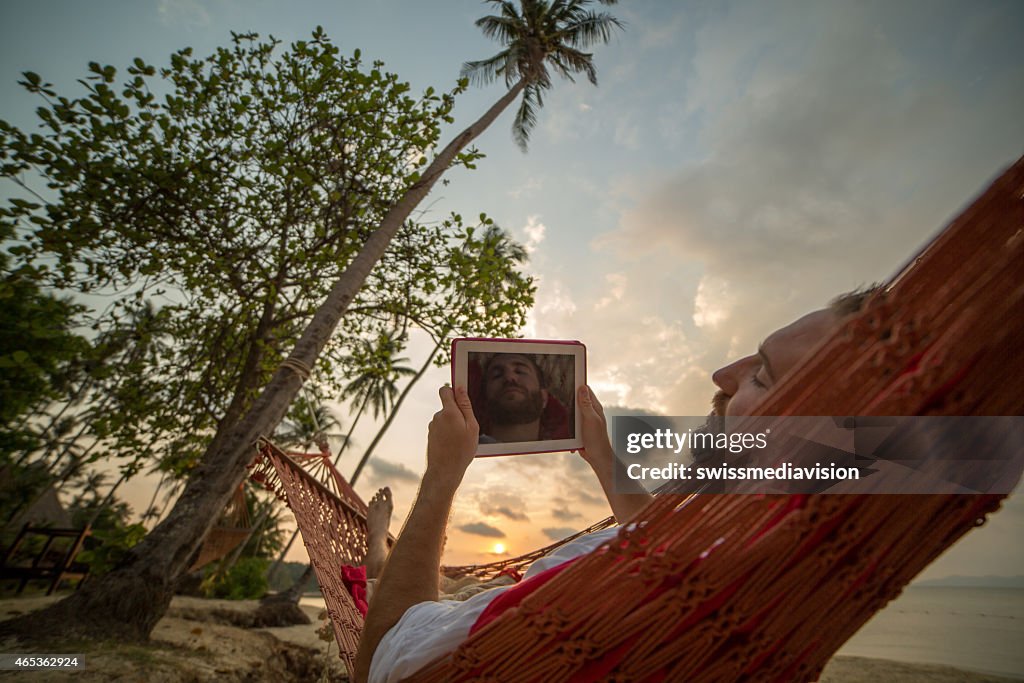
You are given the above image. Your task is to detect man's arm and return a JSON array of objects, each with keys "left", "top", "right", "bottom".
[
  {"left": 353, "top": 386, "right": 478, "bottom": 683},
  {"left": 577, "top": 385, "right": 654, "bottom": 524}
]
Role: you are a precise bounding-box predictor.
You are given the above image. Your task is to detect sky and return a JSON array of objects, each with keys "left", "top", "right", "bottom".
[{"left": 2, "top": 0, "right": 1023, "bottom": 580}]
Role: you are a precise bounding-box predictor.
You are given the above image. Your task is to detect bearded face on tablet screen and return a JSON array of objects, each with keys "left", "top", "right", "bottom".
[{"left": 484, "top": 353, "right": 548, "bottom": 427}]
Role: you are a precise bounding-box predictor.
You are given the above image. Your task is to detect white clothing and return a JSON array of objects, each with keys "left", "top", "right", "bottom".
[{"left": 368, "top": 525, "right": 622, "bottom": 683}]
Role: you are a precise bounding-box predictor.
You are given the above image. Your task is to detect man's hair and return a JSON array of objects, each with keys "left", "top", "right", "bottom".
[
  {"left": 829, "top": 284, "right": 882, "bottom": 317},
  {"left": 484, "top": 352, "right": 546, "bottom": 389}
]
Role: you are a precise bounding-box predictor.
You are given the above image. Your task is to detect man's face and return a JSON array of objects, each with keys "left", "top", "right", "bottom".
[
  {"left": 484, "top": 354, "right": 547, "bottom": 425},
  {"left": 711, "top": 309, "right": 838, "bottom": 417}
]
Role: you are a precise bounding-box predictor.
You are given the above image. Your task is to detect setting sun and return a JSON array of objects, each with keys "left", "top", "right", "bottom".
[{"left": 492, "top": 543, "right": 506, "bottom": 555}]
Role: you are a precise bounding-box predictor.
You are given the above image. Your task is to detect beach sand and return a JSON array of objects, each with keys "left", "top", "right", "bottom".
[{"left": 1, "top": 594, "right": 1019, "bottom": 681}]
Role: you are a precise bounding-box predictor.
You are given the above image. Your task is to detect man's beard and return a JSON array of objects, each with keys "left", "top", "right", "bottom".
[
  {"left": 692, "top": 391, "right": 728, "bottom": 464},
  {"left": 490, "top": 387, "right": 545, "bottom": 426}
]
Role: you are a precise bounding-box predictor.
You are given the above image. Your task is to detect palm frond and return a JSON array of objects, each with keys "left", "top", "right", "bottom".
[
  {"left": 461, "top": 50, "right": 513, "bottom": 86},
  {"left": 550, "top": 45, "right": 598, "bottom": 84},
  {"left": 475, "top": 15, "right": 525, "bottom": 45},
  {"left": 512, "top": 83, "right": 542, "bottom": 151},
  {"left": 562, "top": 12, "right": 624, "bottom": 48}
]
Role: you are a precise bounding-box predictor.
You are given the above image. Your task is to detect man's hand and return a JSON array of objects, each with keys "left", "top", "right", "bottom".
[
  {"left": 425, "top": 385, "right": 479, "bottom": 487},
  {"left": 354, "top": 385, "right": 478, "bottom": 683},
  {"left": 575, "top": 384, "right": 654, "bottom": 524},
  {"left": 577, "top": 384, "right": 614, "bottom": 468}
]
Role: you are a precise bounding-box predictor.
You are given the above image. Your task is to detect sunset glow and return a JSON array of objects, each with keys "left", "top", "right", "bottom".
[{"left": 492, "top": 543, "right": 506, "bottom": 555}]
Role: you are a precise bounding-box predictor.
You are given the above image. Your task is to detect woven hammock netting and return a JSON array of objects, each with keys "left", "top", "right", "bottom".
[
  {"left": 251, "top": 156, "right": 1024, "bottom": 681},
  {"left": 188, "top": 484, "right": 252, "bottom": 572}
]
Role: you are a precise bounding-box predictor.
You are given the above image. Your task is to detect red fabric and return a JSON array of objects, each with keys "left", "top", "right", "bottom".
[
  {"left": 494, "top": 567, "right": 523, "bottom": 582},
  {"left": 340, "top": 564, "right": 369, "bottom": 617},
  {"left": 469, "top": 557, "right": 580, "bottom": 635},
  {"left": 538, "top": 393, "right": 571, "bottom": 440}
]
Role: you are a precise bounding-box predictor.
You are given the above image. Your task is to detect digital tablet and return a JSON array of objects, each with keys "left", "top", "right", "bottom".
[{"left": 451, "top": 338, "right": 586, "bottom": 457}]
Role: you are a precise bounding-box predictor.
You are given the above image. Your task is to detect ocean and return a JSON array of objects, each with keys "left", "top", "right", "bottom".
[{"left": 838, "top": 586, "right": 1024, "bottom": 678}]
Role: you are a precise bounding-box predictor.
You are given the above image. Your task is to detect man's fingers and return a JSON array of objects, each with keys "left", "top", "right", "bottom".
[
  {"left": 438, "top": 385, "right": 457, "bottom": 412},
  {"left": 579, "top": 385, "right": 602, "bottom": 413},
  {"left": 578, "top": 384, "right": 593, "bottom": 409},
  {"left": 437, "top": 385, "right": 478, "bottom": 430},
  {"left": 454, "top": 386, "right": 479, "bottom": 428},
  {"left": 589, "top": 386, "right": 607, "bottom": 421}
]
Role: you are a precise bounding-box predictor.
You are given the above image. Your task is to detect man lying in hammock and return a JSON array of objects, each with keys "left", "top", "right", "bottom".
[{"left": 353, "top": 292, "right": 869, "bottom": 683}]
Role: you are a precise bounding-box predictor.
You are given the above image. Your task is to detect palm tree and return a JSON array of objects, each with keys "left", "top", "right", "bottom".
[
  {"left": 328, "top": 331, "right": 416, "bottom": 467},
  {"left": 6, "top": 1, "right": 622, "bottom": 643},
  {"left": 275, "top": 395, "right": 345, "bottom": 452},
  {"left": 463, "top": 0, "right": 624, "bottom": 149}
]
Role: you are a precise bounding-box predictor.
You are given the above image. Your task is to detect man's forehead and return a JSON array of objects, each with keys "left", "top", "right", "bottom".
[
  {"left": 488, "top": 354, "right": 535, "bottom": 369},
  {"left": 761, "top": 309, "right": 838, "bottom": 376}
]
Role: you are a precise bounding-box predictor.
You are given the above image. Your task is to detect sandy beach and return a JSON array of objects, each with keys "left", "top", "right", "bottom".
[{"left": 1, "top": 593, "right": 1020, "bottom": 681}]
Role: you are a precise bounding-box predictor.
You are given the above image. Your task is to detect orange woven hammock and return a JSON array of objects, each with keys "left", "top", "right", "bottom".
[
  {"left": 188, "top": 484, "right": 252, "bottom": 572},
  {"left": 261, "top": 156, "right": 1022, "bottom": 681},
  {"left": 247, "top": 438, "right": 592, "bottom": 671}
]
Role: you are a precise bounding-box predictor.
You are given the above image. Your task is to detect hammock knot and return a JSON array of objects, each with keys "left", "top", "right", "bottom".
[
  {"left": 450, "top": 646, "right": 484, "bottom": 673},
  {"left": 520, "top": 603, "right": 571, "bottom": 637},
  {"left": 635, "top": 551, "right": 683, "bottom": 586},
  {"left": 554, "top": 636, "right": 600, "bottom": 665}
]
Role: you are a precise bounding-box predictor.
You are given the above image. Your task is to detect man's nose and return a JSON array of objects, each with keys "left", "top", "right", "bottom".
[{"left": 712, "top": 355, "right": 755, "bottom": 395}]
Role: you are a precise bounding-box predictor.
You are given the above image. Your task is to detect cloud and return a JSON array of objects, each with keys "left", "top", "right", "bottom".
[
  {"left": 551, "top": 506, "right": 583, "bottom": 522},
  {"left": 366, "top": 458, "right": 421, "bottom": 485},
  {"left": 542, "top": 527, "right": 579, "bottom": 541},
  {"left": 522, "top": 215, "right": 546, "bottom": 254},
  {"left": 488, "top": 505, "right": 527, "bottom": 521},
  {"left": 595, "top": 273, "right": 628, "bottom": 309},
  {"left": 457, "top": 521, "right": 506, "bottom": 538},
  {"left": 157, "top": 0, "right": 210, "bottom": 28},
  {"left": 508, "top": 177, "right": 542, "bottom": 200},
  {"left": 692, "top": 275, "right": 735, "bottom": 330},
  {"left": 478, "top": 490, "right": 530, "bottom": 521},
  {"left": 591, "top": 0, "right": 1024, "bottom": 410}
]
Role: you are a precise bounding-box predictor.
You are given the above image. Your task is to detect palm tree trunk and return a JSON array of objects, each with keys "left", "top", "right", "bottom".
[
  {"left": 0, "top": 79, "right": 528, "bottom": 645},
  {"left": 84, "top": 470, "right": 129, "bottom": 528},
  {"left": 142, "top": 472, "right": 167, "bottom": 523},
  {"left": 350, "top": 339, "right": 442, "bottom": 486},
  {"left": 334, "top": 392, "right": 371, "bottom": 463}
]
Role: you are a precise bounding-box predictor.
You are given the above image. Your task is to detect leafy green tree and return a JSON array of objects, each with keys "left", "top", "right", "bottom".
[
  {"left": 204, "top": 557, "right": 269, "bottom": 600},
  {"left": 0, "top": 24, "right": 539, "bottom": 641},
  {"left": 0, "top": 225, "right": 89, "bottom": 464}
]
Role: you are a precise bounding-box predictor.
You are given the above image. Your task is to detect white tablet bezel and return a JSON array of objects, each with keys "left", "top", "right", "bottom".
[{"left": 451, "top": 338, "right": 586, "bottom": 457}]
